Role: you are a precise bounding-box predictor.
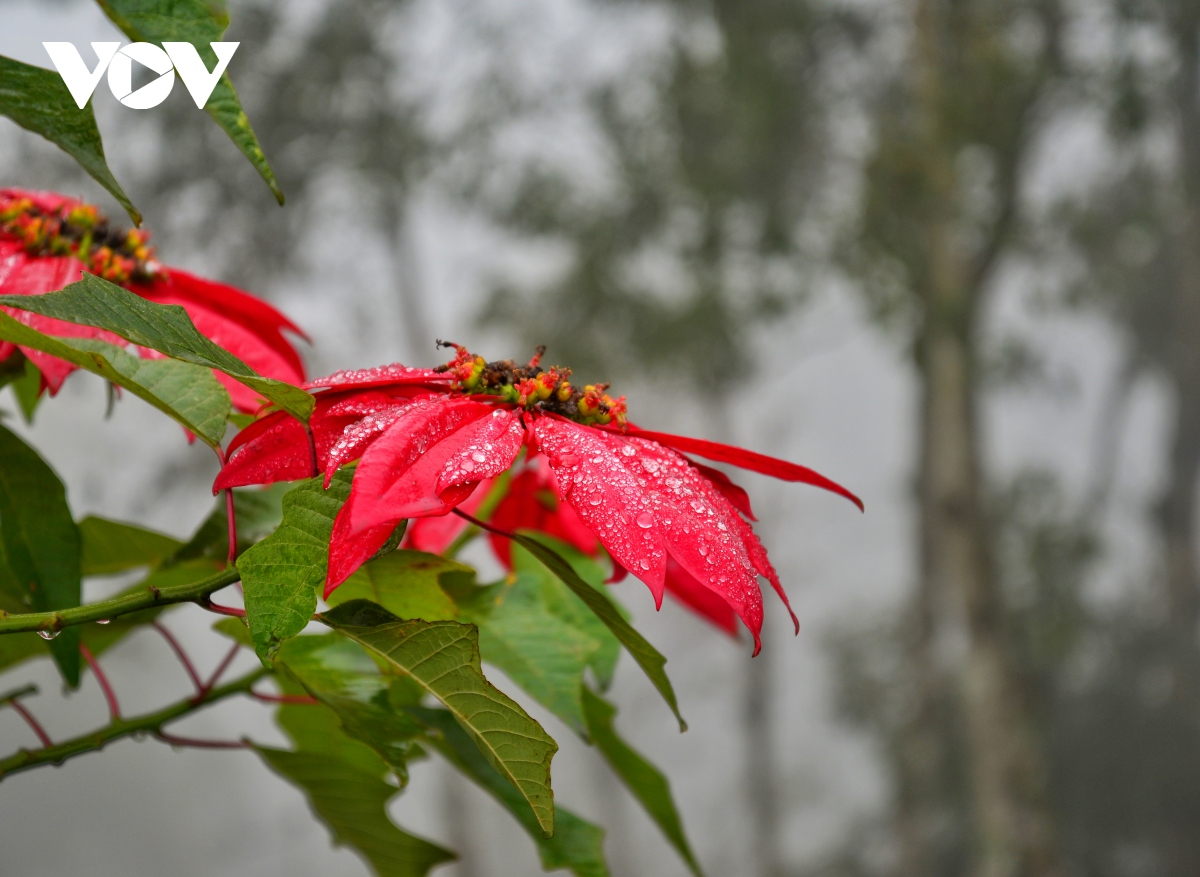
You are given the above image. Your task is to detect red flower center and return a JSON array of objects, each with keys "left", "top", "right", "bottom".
[
  {"left": 0, "top": 195, "right": 161, "bottom": 284},
  {"left": 434, "top": 341, "right": 628, "bottom": 427}
]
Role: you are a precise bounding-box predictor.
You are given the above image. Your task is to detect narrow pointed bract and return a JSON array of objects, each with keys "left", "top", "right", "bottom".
[{"left": 216, "top": 345, "right": 861, "bottom": 649}]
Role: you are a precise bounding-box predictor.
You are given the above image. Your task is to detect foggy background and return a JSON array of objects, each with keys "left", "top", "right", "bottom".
[{"left": 0, "top": 0, "right": 1188, "bottom": 875}]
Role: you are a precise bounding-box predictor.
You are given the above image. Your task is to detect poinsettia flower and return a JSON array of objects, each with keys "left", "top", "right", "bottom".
[
  {"left": 0, "top": 189, "right": 306, "bottom": 407},
  {"left": 216, "top": 344, "right": 862, "bottom": 652},
  {"left": 404, "top": 462, "right": 744, "bottom": 635}
]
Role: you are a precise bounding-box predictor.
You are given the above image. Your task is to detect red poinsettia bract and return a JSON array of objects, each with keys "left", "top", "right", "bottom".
[
  {"left": 215, "top": 345, "right": 862, "bottom": 652},
  {"left": 404, "top": 463, "right": 747, "bottom": 635},
  {"left": 0, "top": 189, "right": 306, "bottom": 409}
]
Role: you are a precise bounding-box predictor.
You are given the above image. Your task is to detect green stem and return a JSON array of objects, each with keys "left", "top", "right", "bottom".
[
  {"left": 0, "top": 666, "right": 268, "bottom": 780},
  {"left": 444, "top": 468, "right": 512, "bottom": 559},
  {"left": 0, "top": 567, "right": 241, "bottom": 634}
]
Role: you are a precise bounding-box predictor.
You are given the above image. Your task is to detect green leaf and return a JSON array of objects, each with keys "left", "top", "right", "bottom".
[
  {"left": 211, "top": 616, "right": 252, "bottom": 648},
  {"left": 459, "top": 566, "right": 614, "bottom": 735},
  {"left": 0, "top": 275, "right": 313, "bottom": 423},
  {"left": 277, "top": 633, "right": 427, "bottom": 782},
  {"left": 581, "top": 687, "right": 703, "bottom": 876},
  {"left": 0, "top": 423, "right": 81, "bottom": 685},
  {"left": 0, "top": 313, "right": 230, "bottom": 446},
  {"left": 322, "top": 599, "right": 559, "bottom": 837},
  {"left": 236, "top": 472, "right": 351, "bottom": 663},
  {"left": 10, "top": 358, "right": 43, "bottom": 424},
  {"left": 95, "top": 0, "right": 284, "bottom": 205},
  {"left": 256, "top": 695, "right": 453, "bottom": 877},
  {"left": 0, "top": 54, "right": 139, "bottom": 224},
  {"left": 78, "top": 516, "right": 183, "bottom": 576},
  {"left": 328, "top": 550, "right": 467, "bottom": 623},
  {"left": 411, "top": 707, "right": 610, "bottom": 877},
  {"left": 510, "top": 532, "right": 686, "bottom": 731},
  {"left": 511, "top": 539, "right": 621, "bottom": 690}
]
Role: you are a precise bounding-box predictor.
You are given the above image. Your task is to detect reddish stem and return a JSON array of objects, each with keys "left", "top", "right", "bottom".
[
  {"left": 155, "top": 731, "right": 248, "bottom": 750},
  {"left": 250, "top": 690, "right": 318, "bottom": 705},
  {"left": 199, "top": 598, "right": 246, "bottom": 618},
  {"left": 202, "top": 643, "right": 241, "bottom": 695},
  {"left": 225, "top": 488, "right": 238, "bottom": 564},
  {"left": 8, "top": 700, "right": 52, "bottom": 748},
  {"left": 80, "top": 644, "right": 120, "bottom": 720},
  {"left": 306, "top": 425, "right": 318, "bottom": 476},
  {"left": 152, "top": 621, "right": 204, "bottom": 694}
]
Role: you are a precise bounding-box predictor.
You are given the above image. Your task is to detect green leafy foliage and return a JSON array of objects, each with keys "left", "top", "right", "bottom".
[
  {"left": 237, "top": 472, "right": 351, "bottom": 663},
  {"left": 78, "top": 516, "right": 183, "bottom": 576},
  {"left": 0, "top": 276, "right": 313, "bottom": 423},
  {"left": 0, "top": 423, "right": 81, "bottom": 685},
  {"left": 511, "top": 532, "right": 686, "bottom": 730},
  {"left": 327, "top": 549, "right": 467, "bottom": 622},
  {"left": 256, "top": 692, "right": 453, "bottom": 877},
  {"left": 94, "top": 0, "right": 284, "bottom": 204},
  {"left": 10, "top": 359, "right": 42, "bottom": 424},
  {"left": 0, "top": 54, "right": 139, "bottom": 224},
  {"left": 411, "top": 706, "right": 610, "bottom": 877},
  {"left": 581, "top": 687, "right": 703, "bottom": 876},
  {"left": 277, "top": 633, "right": 427, "bottom": 783},
  {"left": 0, "top": 313, "right": 230, "bottom": 446},
  {"left": 457, "top": 547, "right": 619, "bottom": 734},
  {"left": 322, "top": 599, "right": 559, "bottom": 836}
]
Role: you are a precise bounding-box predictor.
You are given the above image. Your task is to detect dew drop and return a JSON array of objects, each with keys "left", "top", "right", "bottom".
[
  {"left": 96, "top": 619, "right": 111, "bottom": 625},
  {"left": 471, "top": 451, "right": 487, "bottom": 463},
  {"left": 636, "top": 512, "right": 654, "bottom": 529},
  {"left": 639, "top": 558, "right": 652, "bottom": 571},
  {"left": 37, "top": 630, "right": 60, "bottom": 640}
]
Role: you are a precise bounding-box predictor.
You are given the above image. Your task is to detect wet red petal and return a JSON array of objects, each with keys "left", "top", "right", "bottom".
[
  {"left": 488, "top": 464, "right": 601, "bottom": 569},
  {"left": 306, "top": 364, "right": 452, "bottom": 391},
  {"left": 665, "top": 557, "right": 740, "bottom": 636},
  {"left": 347, "top": 398, "right": 523, "bottom": 531},
  {"left": 403, "top": 479, "right": 495, "bottom": 554},
  {"left": 691, "top": 462, "right": 757, "bottom": 521},
  {"left": 216, "top": 388, "right": 430, "bottom": 491},
  {"left": 532, "top": 416, "right": 667, "bottom": 604},
  {"left": 727, "top": 508, "right": 798, "bottom": 634},
  {"left": 214, "top": 409, "right": 313, "bottom": 491},
  {"left": 616, "top": 435, "right": 764, "bottom": 650},
  {"left": 322, "top": 402, "right": 417, "bottom": 486},
  {"left": 325, "top": 491, "right": 401, "bottom": 596},
  {"left": 623, "top": 426, "right": 863, "bottom": 512}
]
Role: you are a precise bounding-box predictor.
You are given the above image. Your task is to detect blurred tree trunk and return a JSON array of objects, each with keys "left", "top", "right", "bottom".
[
  {"left": 895, "top": 2, "right": 1063, "bottom": 876},
  {"left": 1159, "top": 3, "right": 1200, "bottom": 652}
]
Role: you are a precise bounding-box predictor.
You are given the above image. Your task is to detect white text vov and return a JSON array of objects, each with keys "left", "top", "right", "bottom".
[{"left": 43, "top": 42, "right": 239, "bottom": 110}]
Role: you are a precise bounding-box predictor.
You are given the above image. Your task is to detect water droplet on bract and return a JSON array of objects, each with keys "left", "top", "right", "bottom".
[
  {"left": 471, "top": 451, "right": 487, "bottom": 463},
  {"left": 636, "top": 511, "right": 654, "bottom": 529},
  {"left": 96, "top": 619, "right": 110, "bottom": 625},
  {"left": 589, "top": 495, "right": 603, "bottom": 506},
  {"left": 461, "top": 459, "right": 475, "bottom": 473},
  {"left": 621, "top": 445, "right": 637, "bottom": 456},
  {"left": 698, "top": 544, "right": 709, "bottom": 556},
  {"left": 639, "top": 558, "right": 652, "bottom": 571},
  {"left": 37, "top": 630, "right": 60, "bottom": 640}
]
